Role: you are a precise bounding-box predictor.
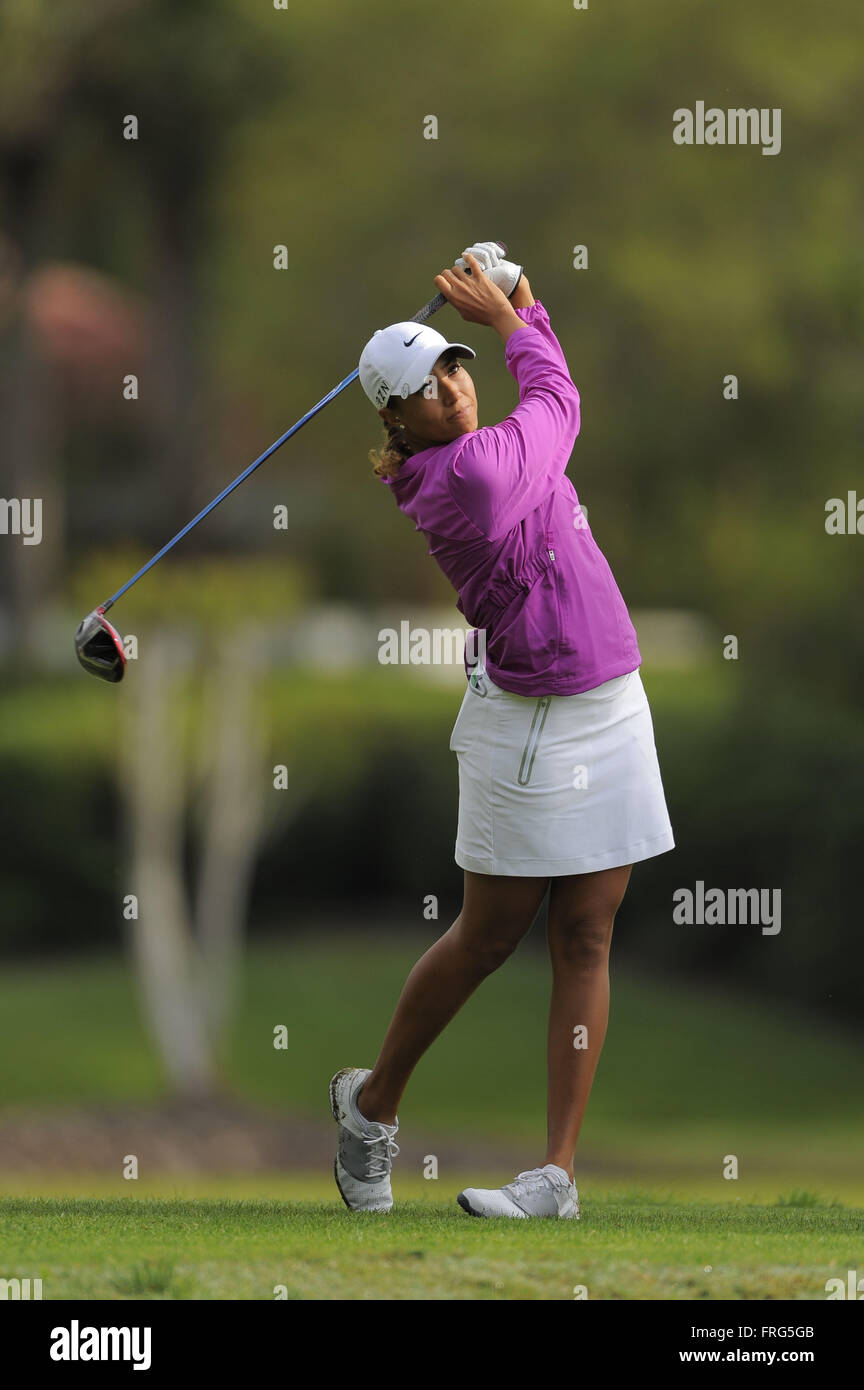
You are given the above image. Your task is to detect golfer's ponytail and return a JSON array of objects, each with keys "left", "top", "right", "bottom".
[{"left": 369, "top": 417, "right": 415, "bottom": 481}]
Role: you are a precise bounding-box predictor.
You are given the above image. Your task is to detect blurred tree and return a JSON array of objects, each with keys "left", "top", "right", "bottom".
[
  {"left": 122, "top": 625, "right": 269, "bottom": 1094},
  {"left": 112, "top": 556, "right": 310, "bottom": 1096}
]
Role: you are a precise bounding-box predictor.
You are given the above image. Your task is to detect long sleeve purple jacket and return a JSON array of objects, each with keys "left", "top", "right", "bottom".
[{"left": 381, "top": 300, "right": 641, "bottom": 696}]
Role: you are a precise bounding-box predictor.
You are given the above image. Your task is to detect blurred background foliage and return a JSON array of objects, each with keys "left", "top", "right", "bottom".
[{"left": 1, "top": 0, "right": 863, "bottom": 1085}]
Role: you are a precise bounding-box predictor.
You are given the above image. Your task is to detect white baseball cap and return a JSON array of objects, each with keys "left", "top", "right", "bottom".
[{"left": 358, "top": 320, "right": 476, "bottom": 410}]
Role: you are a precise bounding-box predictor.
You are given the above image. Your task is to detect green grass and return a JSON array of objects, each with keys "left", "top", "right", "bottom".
[
  {"left": 0, "top": 932, "right": 861, "bottom": 1196},
  {"left": 0, "top": 1193, "right": 859, "bottom": 1300},
  {"left": 1, "top": 932, "right": 861, "bottom": 1299}
]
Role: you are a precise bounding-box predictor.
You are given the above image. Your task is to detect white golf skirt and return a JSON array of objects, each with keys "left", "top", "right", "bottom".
[{"left": 448, "top": 666, "right": 675, "bottom": 877}]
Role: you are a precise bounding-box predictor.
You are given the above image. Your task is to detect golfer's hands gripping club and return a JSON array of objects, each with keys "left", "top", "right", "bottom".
[
  {"left": 456, "top": 241, "right": 523, "bottom": 298},
  {"left": 434, "top": 252, "right": 517, "bottom": 329}
]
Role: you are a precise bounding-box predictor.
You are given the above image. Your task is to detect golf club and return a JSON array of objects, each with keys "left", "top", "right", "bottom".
[{"left": 74, "top": 243, "right": 507, "bottom": 682}]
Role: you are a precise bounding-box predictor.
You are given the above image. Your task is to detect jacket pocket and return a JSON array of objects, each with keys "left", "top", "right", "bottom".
[
  {"left": 478, "top": 545, "right": 556, "bottom": 617},
  {"left": 483, "top": 571, "right": 531, "bottom": 614}
]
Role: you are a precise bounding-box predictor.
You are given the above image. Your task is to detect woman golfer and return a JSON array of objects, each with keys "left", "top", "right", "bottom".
[{"left": 330, "top": 242, "right": 674, "bottom": 1219}]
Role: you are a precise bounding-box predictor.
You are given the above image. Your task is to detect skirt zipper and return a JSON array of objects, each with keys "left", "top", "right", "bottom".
[{"left": 517, "top": 696, "right": 552, "bottom": 785}]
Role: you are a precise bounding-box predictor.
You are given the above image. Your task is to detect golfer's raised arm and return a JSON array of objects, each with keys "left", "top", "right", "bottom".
[{"left": 448, "top": 301, "right": 581, "bottom": 542}]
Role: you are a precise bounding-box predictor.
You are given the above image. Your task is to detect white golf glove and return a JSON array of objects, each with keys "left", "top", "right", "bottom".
[{"left": 456, "top": 241, "right": 523, "bottom": 298}]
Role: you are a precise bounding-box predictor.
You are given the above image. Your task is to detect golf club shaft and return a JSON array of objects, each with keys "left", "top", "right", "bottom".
[{"left": 101, "top": 247, "right": 506, "bottom": 613}]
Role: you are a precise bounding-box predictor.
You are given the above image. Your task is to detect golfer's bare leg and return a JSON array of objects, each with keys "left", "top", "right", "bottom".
[
  {"left": 542, "top": 865, "right": 632, "bottom": 1179},
  {"left": 357, "top": 870, "right": 549, "bottom": 1125}
]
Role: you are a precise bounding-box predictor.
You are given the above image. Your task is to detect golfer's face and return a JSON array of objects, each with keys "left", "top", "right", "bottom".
[{"left": 399, "top": 356, "right": 478, "bottom": 445}]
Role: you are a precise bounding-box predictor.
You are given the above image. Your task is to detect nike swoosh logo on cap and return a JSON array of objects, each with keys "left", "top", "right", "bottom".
[{"left": 403, "top": 331, "right": 422, "bottom": 347}]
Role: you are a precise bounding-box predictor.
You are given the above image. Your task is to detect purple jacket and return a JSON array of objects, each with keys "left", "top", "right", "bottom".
[{"left": 381, "top": 300, "right": 641, "bottom": 696}]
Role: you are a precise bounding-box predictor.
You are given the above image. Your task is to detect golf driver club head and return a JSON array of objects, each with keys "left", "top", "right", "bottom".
[{"left": 74, "top": 606, "right": 126, "bottom": 683}]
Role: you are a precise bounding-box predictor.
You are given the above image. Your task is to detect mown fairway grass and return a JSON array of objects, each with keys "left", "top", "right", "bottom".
[{"left": 0, "top": 1194, "right": 859, "bottom": 1300}]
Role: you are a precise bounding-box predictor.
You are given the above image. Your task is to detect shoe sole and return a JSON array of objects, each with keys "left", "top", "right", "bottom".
[
  {"left": 329, "top": 1067, "right": 356, "bottom": 1125},
  {"left": 333, "top": 1156, "right": 353, "bottom": 1212},
  {"left": 457, "top": 1191, "right": 525, "bottom": 1219}
]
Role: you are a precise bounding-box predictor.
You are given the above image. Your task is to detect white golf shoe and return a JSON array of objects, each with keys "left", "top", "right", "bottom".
[
  {"left": 457, "top": 1164, "right": 580, "bottom": 1219},
  {"left": 329, "top": 1067, "right": 400, "bottom": 1212}
]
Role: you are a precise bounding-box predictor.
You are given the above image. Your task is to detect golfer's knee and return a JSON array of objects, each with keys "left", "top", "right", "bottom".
[
  {"left": 451, "top": 914, "right": 527, "bottom": 975},
  {"left": 548, "top": 912, "right": 614, "bottom": 971}
]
